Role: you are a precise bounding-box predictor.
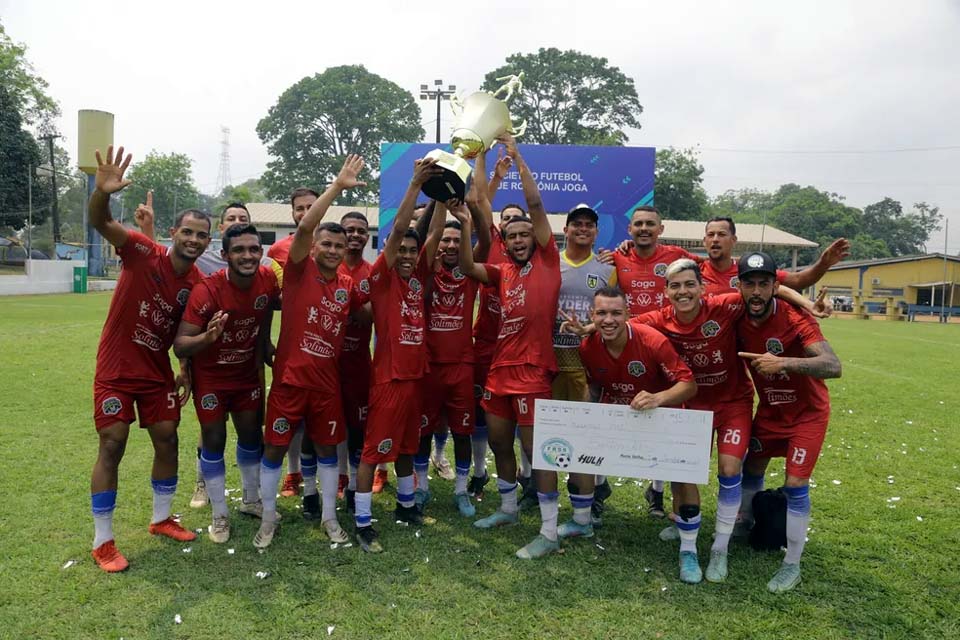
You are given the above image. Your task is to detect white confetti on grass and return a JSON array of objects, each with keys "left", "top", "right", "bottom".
[
  {"left": 62, "top": 560, "right": 76, "bottom": 569},
  {"left": 227, "top": 548, "right": 235, "bottom": 555},
  {"left": 174, "top": 614, "right": 182, "bottom": 625},
  {"left": 255, "top": 571, "right": 270, "bottom": 579},
  {"left": 327, "top": 625, "right": 335, "bottom": 636},
  {"left": 916, "top": 516, "right": 924, "bottom": 522},
  {"left": 182, "top": 547, "right": 192, "bottom": 553}
]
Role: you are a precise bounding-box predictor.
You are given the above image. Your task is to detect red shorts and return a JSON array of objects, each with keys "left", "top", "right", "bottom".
[
  {"left": 711, "top": 400, "right": 753, "bottom": 459},
  {"left": 748, "top": 418, "right": 828, "bottom": 479},
  {"left": 93, "top": 380, "right": 180, "bottom": 430},
  {"left": 341, "top": 372, "right": 370, "bottom": 433},
  {"left": 480, "top": 389, "right": 551, "bottom": 428},
  {"left": 473, "top": 361, "right": 491, "bottom": 403},
  {"left": 423, "top": 362, "right": 474, "bottom": 436},
  {"left": 192, "top": 382, "right": 263, "bottom": 424},
  {"left": 362, "top": 380, "right": 423, "bottom": 464},
  {"left": 264, "top": 382, "right": 345, "bottom": 447}
]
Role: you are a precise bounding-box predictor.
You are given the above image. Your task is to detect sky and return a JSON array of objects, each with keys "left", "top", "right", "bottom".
[{"left": 3, "top": 0, "right": 959, "bottom": 251}]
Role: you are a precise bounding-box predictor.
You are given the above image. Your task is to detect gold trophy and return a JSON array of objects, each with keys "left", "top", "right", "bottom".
[{"left": 421, "top": 74, "right": 527, "bottom": 201}]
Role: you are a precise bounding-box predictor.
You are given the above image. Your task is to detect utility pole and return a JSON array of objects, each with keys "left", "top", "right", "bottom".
[
  {"left": 39, "top": 134, "right": 62, "bottom": 244},
  {"left": 419, "top": 79, "right": 457, "bottom": 143}
]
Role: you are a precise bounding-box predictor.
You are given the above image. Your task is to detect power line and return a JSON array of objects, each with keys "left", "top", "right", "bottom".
[{"left": 657, "top": 144, "right": 960, "bottom": 155}]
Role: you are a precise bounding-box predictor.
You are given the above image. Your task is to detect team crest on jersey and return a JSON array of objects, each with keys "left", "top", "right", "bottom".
[
  {"left": 627, "top": 360, "right": 647, "bottom": 377},
  {"left": 701, "top": 320, "right": 721, "bottom": 337},
  {"left": 452, "top": 266, "right": 465, "bottom": 280},
  {"left": 765, "top": 338, "right": 785, "bottom": 355},
  {"left": 254, "top": 294, "right": 268, "bottom": 310},
  {"left": 520, "top": 262, "right": 533, "bottom": 277},
  {"left": 409, "top": 278, "right": 422, "bottom": 293},
  {"left": 420, "top": 415, "right": 429, "bottom": 428},
  {"left": 586, "top": 273, "right": 599, "bottom": 289},
  {"left": 377, "top": 438, "right": 393, "bottom": 454},
  {"left": 334, "top": 288, "right": 348, "bottom": 304},
  {"left": 101, "top": 397, "right": 122, "bottom": 416},
  {"left": 654, "top": 263, "right": 668, "bottom": 278},
  {"left": 201, "top": 393, "right": 218, "bottom": 410},
  {"left": 177, "top": 288, "right": 191, "bottom": 306},
  {"left": 272, "top": 417, "right": 290, "bottom": 435},
  {"left": 729, "top": 276, "right": 739, "bottom": 289},
  {"left": 359, "top": 279, "right": 370, "bottom": 294}
]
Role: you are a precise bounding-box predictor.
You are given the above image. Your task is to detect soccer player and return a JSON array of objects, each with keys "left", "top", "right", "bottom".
[
  {"left": 559, "top": 287, "right": 696, "bottom": 540},
  {"left": 452, "top": 134, "right": 563, "bottom": 559},
  {"left": 173, "top": 223, "right": 280, "bottom": 542},
  {"left": 268, "top": 187, "right": 319, "bottom": 498},
  {"left": 253, "top": 156, "right": 368, "bottom": 548},
  {"left": 735, "top": 251, "right": 841, "bottom": 593},
  {"left": 352, "top": 158, "right": 445, "bottom": 553},
  {"left": 88, "top": 145, "right": 210, "bottom": 572}
]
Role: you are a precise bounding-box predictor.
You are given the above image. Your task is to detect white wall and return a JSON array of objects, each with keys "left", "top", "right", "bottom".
[{"left": 0, "top": 260, "right": 114, "bottom": 296}]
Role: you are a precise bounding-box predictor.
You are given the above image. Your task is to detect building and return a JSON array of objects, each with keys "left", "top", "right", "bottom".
[{"left": 817, "top": 253, "right": 960, "bottom": 321}]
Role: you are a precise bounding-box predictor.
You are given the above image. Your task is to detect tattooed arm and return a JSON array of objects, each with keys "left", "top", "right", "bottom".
[{"left": 739, "top": 340, "right": 842, "bottom": 379}]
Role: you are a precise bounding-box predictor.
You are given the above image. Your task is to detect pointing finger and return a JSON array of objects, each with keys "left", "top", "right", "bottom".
[{"left": 738, "top": 352, "right": 762, "bottom": 360}]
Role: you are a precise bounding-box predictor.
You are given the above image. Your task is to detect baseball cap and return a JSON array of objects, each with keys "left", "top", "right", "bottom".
[
  {"left": 566, "top": 203, "right": 598, "bottom": 225},
  {"left": 738, "top": 251, "right": 778, "bottom": 277}
]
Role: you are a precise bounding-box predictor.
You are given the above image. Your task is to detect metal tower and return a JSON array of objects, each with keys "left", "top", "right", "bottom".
[{"left": 215, "top": 126, "right": 232, "bottom": 195}]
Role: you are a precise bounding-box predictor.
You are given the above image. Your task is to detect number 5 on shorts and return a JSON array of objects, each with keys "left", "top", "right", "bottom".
[{"left": 167, "top": 392, "right": 177, "bottom": 409}]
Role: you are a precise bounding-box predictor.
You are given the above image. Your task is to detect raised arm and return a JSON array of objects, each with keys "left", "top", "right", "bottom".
[
  {"left": 424, "top": 199, "right": 448, "bottom": 262},
  {"left": 88, "top": 145, "right": 134, "bottom": 249},
  {"left": 486, "top": 145, "right": 512, "bottom": 202},
  {"left": 739, "top": 340, "right": 841, "bottom": 380},
  {"left": 449, "top": 204, "right": 489, "bottom": 283},
  {"left": 782, "top": 238, "right": 851, "bottom": 291},
  {"left": 464, "top": 159, "right": 492, "bottom": 261},
  {"left": 413, "top": 200, "right": 437, "bottom": 245},
  {"left": 384, "top": 158, "right": 443, "bottom": 269},
  {"left": 288, "top": 155, "right": 366, "bottom": 265},
  {"left": 776, "top": 284, "right": 831, "bottom": 319},
  {"left": 499, "top": 134, "right": 550, "bottom": 247},
  {"left": 133, "top": 190, "right": 156, "bottom": 241}
]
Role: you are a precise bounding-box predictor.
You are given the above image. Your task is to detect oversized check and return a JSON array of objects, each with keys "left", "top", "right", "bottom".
[{"left": 532, "top": 399, "right": 714, "bottom": 485}]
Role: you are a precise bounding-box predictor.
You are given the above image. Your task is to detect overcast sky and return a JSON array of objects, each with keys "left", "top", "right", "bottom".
[{"left": 4, "top": 0, "right": 958, "bottom": 251}]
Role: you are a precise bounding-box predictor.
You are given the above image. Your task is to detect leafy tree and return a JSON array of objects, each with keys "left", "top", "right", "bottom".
[
  {"left": 862, "top": 197, "right": 942, "bottom": 255},
  {"left": 0, "top": 85, "right": 47, "bottom": 233},
  {"left": 0, "top": 20, "right": 60, "bottom": 131},
  {"left": 120, "top": 151, "right": 201, "bottom": 232},
  {"left": 481, "top": 48, "right": 642, "bottom": 146},
  {"left": 654, "top": 147, "right": 708, "bottom": 220},
  {"left": 216, "top": 177, "right": 268, "bottom": 210},
  {"left": 257, "top": 65, "right": 423, "bottom": 204}
]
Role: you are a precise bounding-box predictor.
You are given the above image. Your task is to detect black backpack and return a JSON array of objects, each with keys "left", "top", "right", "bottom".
[{"left": 749, "top": 488, "right": 787, "bottom": 551}]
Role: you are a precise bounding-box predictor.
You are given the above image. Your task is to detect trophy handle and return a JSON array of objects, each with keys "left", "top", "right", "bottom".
[
  {"left": 508, "top": 118, "right": 527, "bottom": 138},
  {"left": 450, "top": 93, "right": 464, "bottom": 116}
]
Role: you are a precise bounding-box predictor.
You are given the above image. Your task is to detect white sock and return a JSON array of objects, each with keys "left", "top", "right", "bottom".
[
  {"left": 354, "top": 492, "right": 373, "bottom": 527},
  {"left": 455, "top": 461, "right": 470, "bottom": 495},
  {"left": 337, "top": 441, "right": 348, "bottom": 475},
  {"left": 538, "top": 491, "right": 560, "bottom": 541},
  {"left": 414, "top": 456, "right": 430, "bottom": 493},
  {"left": 237, "top": 444, "right": 261, "bottom": 503},
  {"left": 471, "top": 431, "right": 488, "bottom": 478},
  {"left": 677, "top": 512, "right": 701, "bottom": 554},
  {"left": 712, "top": 473, "right": 742, "bottom": 553},
  {"left": 286, "top": 427, "right": 303, "bottom": 474},
  {"left": 260, "top": 460, "right": 282, "bottom": 520},
  {"left": 784, "top": 486, "right": 811, "bottom": 565},
  {"left": 396, "top": 474, "right": 415, "bottom": 508},
  {"left": 497, "top": 478, "right": 518, "bottom": 515},
  {"left": 318, "top": 456, "right": 339, "bottom": 522},
  {"left": 518, "top": 444, "right": 532, "bottom": 478},
  {"left": 150, "top": 477, "right": 177, "bottom": 525},
  {"left": 652, "top": 479, "right": 664, "bottom": 492},
  {"left": 91, "top": 490, "right": 116, "bottom": 548},
  {"left": 571, "top": 492, "right": 594, "bottom": 525},
  {"left": 348, "top": 453, "right": 358, "bottom": 491},
  {"left": 301, "top": 455, "right": 318, "bottom": 497}
]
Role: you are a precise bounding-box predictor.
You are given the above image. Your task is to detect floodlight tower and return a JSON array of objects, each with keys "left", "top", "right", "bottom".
[
  {"left": 216, "top": 126, "right": 232, "bottom": 195},
  {"left": 419, "top": 79, "right": 457, "bottom": 143}
]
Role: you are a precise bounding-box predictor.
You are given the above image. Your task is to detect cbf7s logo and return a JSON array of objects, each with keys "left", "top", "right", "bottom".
[
  {"left": 177, "top": 288, "right": 191, "bottom": 306},
  {"left": 334, "top": 288, "right": 348, "bottom": 304},
  {"left": 541, "top": 438, "right": 573, "bottom": 469},
  {"left": 701, "top": 320, "right": 721, "bottom": 337},
  {"left": 272, "top": 417, "right": 290, "bottom": 435},
  {"left": 452, "top": 266, "right": 465, "bottom": 280},
  {"left": 409, "top": 278, "right": 422, "bottom": 293},
  {"left": 627, "top": 360, "right": 647, "bottom": 377},
  {"left": 586, "top": 273, "right": 599, "bottom": 289},
  {"left": 359, "top": 279, "right": 370, "bottom": 294},
  {"left": 520, "top": 262, "right": 533, "bottom": 277},
  {"left": 101, "top": 397, "right": 122, "bottom": 416},
  {"left": 729, "top": 276, "right": 739, "bottom": 289},
  {"left": 201, "top": 393, "right": 218, "bottom": 410},
  {"left": 765, "top": 338, "right": 785, "bottom": 355},
  {"left": 254, "top": 294, "right": 268, "bottom": 310},
  {"left": 654, "top": 263, "right": 668, "bottom": 278}
]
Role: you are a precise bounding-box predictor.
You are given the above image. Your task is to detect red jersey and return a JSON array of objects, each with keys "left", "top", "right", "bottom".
[
  {"left": 579, "top": 322, "right": 694, "bottom": 405},
  {"left": 266, "top": 234, "right": 295, "bottom": 268},
  {"left": 612, "top": 244, "right": 698, "bottom": 315},
  {"left": 338, "top": 259, "right": 373, "bottom": 373},
  {"left": 633, "top": 292, "right": 751, "bottom": 410},
  {"left": 369, "top": 250, "right": 430, "bottom": 385},
  {"left": 273, "top": 256, "right": 362, "bottom": 392},
  {"left": 182, "top": 266, "right": 280, "bottom": 388},
  {"left": 95, "top": 231, "right": 202, "bottom": 388},
  {"left": 737, "top": 300, "right": 830, "bottom": 425},
  {"left": 483, "top": 235, "right": 561, "bottom": 375},
  {"left": 427, "top": 263, "right": 479, "bottom": 364},
  {"left": 700, "top": 259, "right": 787, "bottom": 297},
  {"left": 473, "top": 224, "right": 509, "bottom": 363}
]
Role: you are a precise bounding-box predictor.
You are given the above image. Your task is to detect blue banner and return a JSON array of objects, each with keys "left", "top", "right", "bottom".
[{"left": 378, "top": 142, "right": 655, "bottom": 249}]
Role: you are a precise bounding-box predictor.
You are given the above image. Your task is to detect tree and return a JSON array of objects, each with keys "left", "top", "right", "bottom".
[
  {"left": 481, "top": 48, "right": 642, "bottom": 145},
  {"left": 257, "top": 65, "right": 423, "bottom": 204},
  {"left": 0, "top": 20, "right": 60, "bottom": 132},
  {"left": 120, "top": 151, "right": 201, "bottom": 232},
  {"left": 654, "top": 147, "right": 708, "bottom": 220},
  {"left": 0, "top": 85, "right": 47, "bottom": 233},
  {"left": 215, "top": 177, "right": 268, "bottom": 211},
  {"left": 862, "top": 197, "right": 942, "bottom": 255}
]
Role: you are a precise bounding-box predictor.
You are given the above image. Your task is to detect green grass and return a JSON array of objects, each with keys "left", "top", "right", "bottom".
[{"left": 2, "top": 293, "right": 958, "bottom": 639}]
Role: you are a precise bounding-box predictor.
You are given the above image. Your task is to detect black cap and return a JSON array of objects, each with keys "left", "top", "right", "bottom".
[
  {"left": 738, "top": 251, "right": 778, "bottom": 277},
  {"left": 566, "top": 203, "right": 598, "bottom": 225}
]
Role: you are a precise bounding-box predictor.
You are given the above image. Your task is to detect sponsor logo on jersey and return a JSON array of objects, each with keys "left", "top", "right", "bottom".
[
  {"left": 335, "top": 288, "right": 348, "bottom": 304},
  {"left": 359, "top": 279, "right": 370, "bottom": 294},
  {"left": 700, "top": 320, "right": 721, "bottom": 337},
  {"left": 586, "top": 273, "right": 599, "bottom": 289},
  {"left": 654, "top": 263, "right": 668, "bottom": 277},
  {"left": 627, "top": 360, "right": 647, "bottom": 377},
  {"left": 201, "top": 393, "right": 218, "bottom": 410},
  {"left": 177, "top": 288, "right": 191, "bottom": 306},
  {"left": 377, "top": 438, "right": 393, "bottom": 454},
  {"left": 765, "top": 338, "right": 785, "bottom": 355},
  {"left": 541, "top": 438, "right": 573, "bottom": 469},
  {"left": 764, "top": 388, "right": 797, "bottom": 405},
  {"left": 693, "top": 353, "right": 710, "bottom": 367},
  {"left": 272, "top": 417, "right": 290, "bottom": 434},
  {"left": 254, "top": 294, "right": 268, "bottom": 310},
  {"left": 101, "top": 397, "right": 122, "bottom": 416}
]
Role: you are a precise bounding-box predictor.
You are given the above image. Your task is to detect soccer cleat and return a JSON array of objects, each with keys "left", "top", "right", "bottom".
[
  {"left": 302, "top": 493, "right": 321, "bottom": 521},
  {"left": 253, "top": 517, "right": 279, "bottom": 549},
  {"left": 467, "top": 474, "right": 490, "bottom": 499},
  {"left": 515, "top": 534, "right": 560, "bottom": 559},
  {"left": 238, "top": 500, "right": 263, "bottom": 518},
  {"left": 356, "top": 525, "right": 383, "bottom": 553},
  {"left": 372, "top": 468, "right": 388, "bottom": 494},
  {"left": 190, "top": 479, "right": 209, "bottom": 508},
  {"left": 280, "top": 472, "right": 302, "bottom": 497},
  {"left": 394, "top": 503, "right": 424, "bottom": 526},
  {"left": 345, "top": 489, "right": 356, "bottom": 514},
  {"left": 705, "top": 550, "right": 728, "bottom": 583},
  {"left": 323, "top": 519, "right": 349, "bottom": 543},
  {"left": 767, "top": 562, "right": 802, "bottom": 593},
  {"left": 645, "top": 485, "right": 665, "bottom": 518},
  {"left": 474, "top": 510, "right": 519, "bottom": 529},
  {"left": 337, "top": 474, "right": 348, "bottom": 499},
  {"left": 208, "top": 515, "right": 230, "bottom": 544},
  {"left": 414, "top": 488, "right": 432, "bottom": 509},
  {"left": 432, "top": 454, "right": 456, "bottom": 481},
  {"left": 91, "top": 540, "right": 129, "bottom": 573},
  {"left": 679, "top": 550, "right": 703, "bottom": 584},
  {"left": 558, "top": 519, "right": 595, "bottom": 539},
  {"left": 149, "top": 517, "right": 198, "bottom": 542},
  {"left": 659, "top": 524, "right": 680, "bottom": 542},
  {"left": 454, "top": 493, "right": 476, "bottom": 517}
]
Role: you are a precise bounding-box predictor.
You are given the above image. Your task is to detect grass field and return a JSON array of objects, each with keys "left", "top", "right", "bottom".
[{"left": 2, "top": 292, "right": 958, "bottom": 639}]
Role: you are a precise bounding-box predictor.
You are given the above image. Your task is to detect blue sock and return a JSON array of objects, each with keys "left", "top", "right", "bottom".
[
  {"left": 433, "top": 430, "right": 449, "bottom": 455},
  {"left": 92, "top": 490, "right": 116, "bottom": 548},
  {"left": 236, "top": 444, "right": 261, "bottom": 499},
  {"left": 200, "top": 449, "right": 228, "bottom": 517},
  {"left": 355, "top": 491, "right": 372, "bottom": 528},
  {"left": 455, "top": 461, "right": 470, "bottom": 495},
  {"left": 676, "top": 510, "right": 701, "bottom": 554},
  {"left": 712, "top": 473, "right": 742, "bottom": 552},
  {"left": 413, "top": 454, "right": 430, "bottom": 492},
  {"left": 150, "top": 476, "right": 177, "bottom": 524},
  {"left": 397, "top": 474, "right": 415, "bottom": 508},
  {"left": 784, "top": 485, "right": 811, "bottom": 564},
  {"left": 301, "top": 454, "right": 318, "bottom": 497}
]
